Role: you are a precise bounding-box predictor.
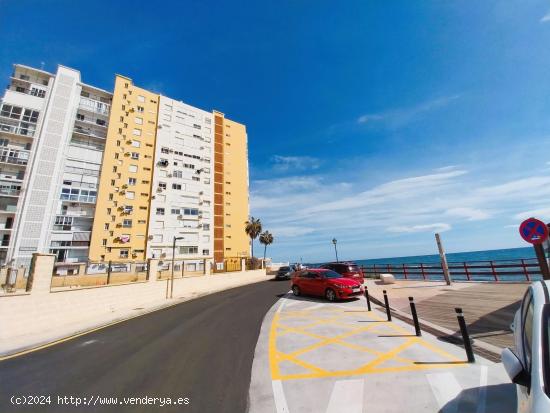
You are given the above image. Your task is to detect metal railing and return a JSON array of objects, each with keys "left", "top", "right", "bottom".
[
  {"left": 361, "top": 258, "right": 542, "bottom": 282},
  {"left": 0, "top": 120, "right": 36, "bottom": 137}
]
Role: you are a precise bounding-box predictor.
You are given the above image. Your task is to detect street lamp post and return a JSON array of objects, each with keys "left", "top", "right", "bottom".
[
  {"left": 171, "top": 236, "right": 184, "bottom": 299},
  {"left": 332, "top": 238, "right": 339, "bottom": 263}
]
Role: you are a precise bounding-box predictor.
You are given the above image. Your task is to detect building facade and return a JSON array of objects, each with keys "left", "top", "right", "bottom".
[{"left": 0, "top": 64, "right": 250, "bottom": 271}]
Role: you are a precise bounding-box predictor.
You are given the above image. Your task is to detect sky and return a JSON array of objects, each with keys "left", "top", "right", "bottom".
[{"left": 1, "top": 1, "right": 550, "bottom": 262}]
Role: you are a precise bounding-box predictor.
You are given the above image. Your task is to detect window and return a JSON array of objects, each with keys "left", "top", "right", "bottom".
[
  {"left": 183, "top": 163, "right": 195, "bottom": 169},
  {"left": 102, "top": 239, "right": 107, "bottom": 246},
  {"left": 96, "top": 119, "right": 106, "bottom": 126},
  {"left": 137, "top": 106, "right": 144, "bottom": 113},
  {"left": 125, "top": 191, "right": 135, "bottom": 199},
  {"left": 203, "top": 224, "right": 210, "bottom": 230},
  {"left": 172, "top": 183, "right": 182, "bottom": 190},
  {"left": 161, "top": 147, "right": 169, "bottom": 154},
  {"left": 120, "top": 250, "right": 129, "bottom": 258},
  {"left": 76, "top": 114, "right": 85, "bottom": 121},
  {"left": 131, "top": 152, "right": 139, "bottom": 160},
  {"left": 135, "top": 117, "right": 143, "bottom": 125},
  {"left": 179, "top": 246, "right": 198, "bottom": 254},
  {"left": 202, "top": 249, "right": 209, "bottom": 255},
  {"left": 123, "top": 219, "right": 132, "bottom": 228},
  {"left": 523, "top": 297, "right": 534, "bottom": 372},
  {"left": 132, "top": 128, "right": 141, "bottom": 136},
  {"left": 156, "top": 208, "right": 165, "bottom": 215},
  {"left": 158, "top": 182, "right": 167, "bottom": 190},
  {"left": 173, "top": 170, "right": 183, "bottom": 178},
  {"left": 193, "top": 124, "right": 201, "bottom": 129},
  {"left": 137, "top": 95, "right": 145, "bottom": 103},
  {"left": 30, "top": 87, "right": 46, "bottom": 98},
  {"left": 129, "top": 164, "right": 138, "bottom": 173},
  {"left": 104, "top": 223, "right": 109, "bottom": 230},
  {"left": 183, "top": 208, "right": 199, "bottom": 216},
  {"left": 131, "top": 140, "right": 140, "bottom": 147},
  {"left": 128, "top": 178, "right": 136, "bottom": 186}
]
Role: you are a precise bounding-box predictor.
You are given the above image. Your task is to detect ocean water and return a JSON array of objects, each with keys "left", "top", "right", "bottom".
[{"left": 354, "top": 246, "right": 535, "bottom": 266}]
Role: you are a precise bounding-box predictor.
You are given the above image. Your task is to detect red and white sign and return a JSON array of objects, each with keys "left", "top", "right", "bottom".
[{"left": 519, "top": 218, "right": 549, "bottom": 245}]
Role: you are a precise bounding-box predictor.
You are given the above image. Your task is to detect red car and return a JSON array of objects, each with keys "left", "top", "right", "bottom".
[
  {"left": 291, "top": 268, "right": 364, "bottom": 301},
  {"left": 320, "top": 262, "right": 364, "bottom": 282}
]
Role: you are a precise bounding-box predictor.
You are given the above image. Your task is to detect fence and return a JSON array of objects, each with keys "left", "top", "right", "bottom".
[
  {"left": 50, "top": 261, "right": 149, "bottom": 290},
  {"left": 0, "top": 266, "right": 28, "bottom": 294},
  {"left": 361, "top": 258, "right": 543, "bottom": 282},
  {"left": 213, "top": 257, "right": 243, "bottom": 273},
  {"left": 157, "top": 259, "right": 206, "bottom": 279}
]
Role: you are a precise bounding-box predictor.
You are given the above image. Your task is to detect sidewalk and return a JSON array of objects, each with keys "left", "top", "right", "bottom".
[
  {"left": 364, "top": 279, "right": 527, "bottom": 355},
  {"left": 1, "top": 269, "right": 269, "bottom": 358}
]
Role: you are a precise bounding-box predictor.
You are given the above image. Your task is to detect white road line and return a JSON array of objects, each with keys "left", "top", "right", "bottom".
[
  {"left": 426, "top": 372, "right": 462, "bottom": 413},
  {"left": 325, "top": 379, "right": 364, "bottom": 413},
  {"left": 79, "top": 340, "right": 97, "bottom": 347},
  {"left": 300, "top": 303, "right": 325, "bottom": 312},
  {"left": 476, "top": 365, "right": 488, "bottom": 413},
  {"left": 272, "top": 380, "right": 290, "bottom": 413}
]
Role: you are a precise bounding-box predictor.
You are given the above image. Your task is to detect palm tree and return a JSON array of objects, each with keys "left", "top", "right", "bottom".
[
  {"left": 244, "top": 217, "right": 262, "bottom": 258},
  {"left": 259, "top": 231, "right": 274, "bottom": 263}
]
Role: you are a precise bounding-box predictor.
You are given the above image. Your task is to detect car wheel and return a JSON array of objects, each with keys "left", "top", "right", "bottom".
[
  {"left": 292, "top": 285, "right": 300, "bottom": 296},
  {"left": 325, "top": 288, "right": 336, "bottom": 302}
]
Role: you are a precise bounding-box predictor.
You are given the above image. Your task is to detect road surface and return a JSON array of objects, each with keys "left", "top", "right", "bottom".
[{"left": 0, "top": 279, "right": 290, "bottom": 412}]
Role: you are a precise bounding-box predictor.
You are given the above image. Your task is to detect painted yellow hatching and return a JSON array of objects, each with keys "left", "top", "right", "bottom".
[{"left": 269, "top": 302, "right": 464, "bottom": 381}]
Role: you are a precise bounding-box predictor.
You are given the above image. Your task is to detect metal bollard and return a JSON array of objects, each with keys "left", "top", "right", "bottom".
[
  {"left": 409, "top": 297, "right": 421, "bottom": 336},
  {"left": 365, "top": 287, "right": 371, "bottom": 311},
  {"left": 383, "top": 290, "right": 392, "bottom": 321},
  {"left": 455, "top": 307, "right": 475, "bottom": 363}
]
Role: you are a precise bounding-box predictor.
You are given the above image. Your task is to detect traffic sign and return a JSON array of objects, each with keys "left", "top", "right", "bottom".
[{"left": 519, "top": 218, "right": 549, "bottom": 245}]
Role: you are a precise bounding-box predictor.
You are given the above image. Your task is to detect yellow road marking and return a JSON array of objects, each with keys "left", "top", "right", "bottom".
[{"left": 269, "top": 303, "right": 463, "bottom": 381}]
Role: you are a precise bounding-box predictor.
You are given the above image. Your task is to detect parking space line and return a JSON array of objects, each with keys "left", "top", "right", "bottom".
[
  {"left": 272, "top": 380, "right": 290, "bottom": 413},
  {"left": 325, "top": 379, "right": 364, "bottom": 413},
  {"left": 426, "top": 372, "right": 462, "bottom": 413},
  {"left": 476, "top": 365, "right": 488, "bottom": 413}
]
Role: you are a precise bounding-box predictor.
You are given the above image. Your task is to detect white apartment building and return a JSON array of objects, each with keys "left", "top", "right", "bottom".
[
  {"left": 146, "top": 96, "right": 214, "bottom": 272},
  {"left": 0, "top": 64, "right": 110, "bottom": 270}
]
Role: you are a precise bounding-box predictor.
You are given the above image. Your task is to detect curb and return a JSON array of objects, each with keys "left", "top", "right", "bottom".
[{"left": 367, "top": 294, "right": 503, "bottom": 363}]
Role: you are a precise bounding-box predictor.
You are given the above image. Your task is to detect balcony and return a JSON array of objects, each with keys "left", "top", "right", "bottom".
[
  {"left": 0, "top": 119, "right": 36, "bottom": 138},
  {"left": 73, "top": 125, "right": 106, "bottom": 140},
  {"left": 0, "top": 188, "right": 20, "bottom": 197},
  {"left": 0, "top": 205, "right": 17, "bottom": 214},
  {"left": 79, "top": 97, "right": 110, "bottom": 116},
  {"left": 0, "top": 155, "right": 28, "bottom": 166}
]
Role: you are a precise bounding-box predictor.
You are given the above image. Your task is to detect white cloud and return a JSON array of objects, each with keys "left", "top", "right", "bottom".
[
  {"left": 541, "top": 11, "right": 550, "bottom": 23},
  {"left": 445, "top": 207, "right": 491, "bottom": 221},
  {"left": 357, "top": 95, "right": 460, "bottom": 127},
  {"left": 270, "top": 155, "right": 322, "bottom": 172},
  {"left": 388, "top": 223, "right": 451, "bottom": 234},
  {"left": 513, "top": 208, "right": 550, "bottom": 221}
]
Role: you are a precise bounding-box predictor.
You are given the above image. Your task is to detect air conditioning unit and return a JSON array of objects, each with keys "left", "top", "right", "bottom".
[
  {"left": 169, "top": 149, "right": 173, "bottom": 153},
  {"left": 119, "top": 190, "right": 125, "bottom": 195},
  {"left": 148, "top": 235, "right": 154, "bottom": 240},
  {"left": 126, "top": 140, "right": 132, "bottom": 144},
  {"left": 117, "top": 206, "right": 124, "bottom": 211},
  {"left": 160, "top": 253, "right": 166, "bottom": 258},
  {"left": 121, "top": 184, "right": 128, "bottom": 189},
  {"left": 167, "top": 174, "right": 172, "bottom": 178},
  {"left": 199, "top": 191, "right": 204, "bottom": 195},
  {"left": 129, "top": 108, "right": 134, "bottom": 113},
  {"left": 177, "top": 215, "right": 183, "bottom": 220},
  {"left": 156, "top": 188, "right": 163, "bottom": 193}
]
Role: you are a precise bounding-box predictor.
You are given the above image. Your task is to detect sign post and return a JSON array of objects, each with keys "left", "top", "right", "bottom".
[
  {"left": 519, "top": 218, "right": 550, "bottom": 280},
  {"left": 435, "top": 233, "right": 452, "bottom": 285}
]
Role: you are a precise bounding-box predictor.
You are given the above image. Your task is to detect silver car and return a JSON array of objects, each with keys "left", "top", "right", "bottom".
[{"left": 502, "top": 280, "right": 550, "bottom": 412}]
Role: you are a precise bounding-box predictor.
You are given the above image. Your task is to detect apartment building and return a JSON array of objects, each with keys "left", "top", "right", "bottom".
[
  {"left": 1, "top": 64, "right": 250, "bottom": 270},
  {"left": 145, "top": 96, "right": 214, "bottom": 269}
]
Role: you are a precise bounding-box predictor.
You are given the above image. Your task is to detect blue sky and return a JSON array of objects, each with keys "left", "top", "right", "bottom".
[{"left": 2, "top": 1, "right": 550, "bottom": 262}]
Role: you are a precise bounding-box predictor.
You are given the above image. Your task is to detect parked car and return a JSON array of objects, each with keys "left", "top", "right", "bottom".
[
  {"left": 320, "top": 262, "right": 364, "bottom": 282},
  {"left": 501, "top": 280, "right": 550, "bottom": 412},
  {"left": 291, "top": 268, "right": 364, "bottom": 301},
  {"left": 275, "top": 266, "right": 294, "bottom": 280}
]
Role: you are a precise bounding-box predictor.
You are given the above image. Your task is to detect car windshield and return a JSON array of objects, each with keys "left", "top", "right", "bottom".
[
  {"left": 323, "top": 270, "right": 342, "bottom": 279},
  {"left": 348, "top": 265, "right": 360, "bottom": 272}
]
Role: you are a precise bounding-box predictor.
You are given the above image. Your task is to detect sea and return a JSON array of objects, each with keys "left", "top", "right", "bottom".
[{"left": 354, "top": 246, "right": 535, "bottom": 266}]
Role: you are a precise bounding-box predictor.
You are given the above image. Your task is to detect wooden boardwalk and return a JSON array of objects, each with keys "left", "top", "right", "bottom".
[{"left": 366, "top": 280, "right": 528, "bottom": 351}]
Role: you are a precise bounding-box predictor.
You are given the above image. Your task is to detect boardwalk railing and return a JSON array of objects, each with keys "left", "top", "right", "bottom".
[{"left": 361, "top": 258, "right": 542, "bottom": 282}]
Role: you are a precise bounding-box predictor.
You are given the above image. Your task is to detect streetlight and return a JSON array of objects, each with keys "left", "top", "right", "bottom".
[
  {"left": 170, "top": 236, "right": 184, "bottom": 299},
  {"left": 332, "top": 238, "right": 339, "bottom": 263}
]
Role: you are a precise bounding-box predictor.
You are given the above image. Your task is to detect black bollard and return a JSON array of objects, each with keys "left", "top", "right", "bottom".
[
  {"left": 409, "top": 297, "right": 421, "bottom": 336},
  {"left": 455, "top": 307, "right": 475, "bottom": 363},
  {"left": 383, "top": 290, "right": 392, "bottom": 321},
  {"left": 365, "top": 287, "right": 371, "bottom": 311}
]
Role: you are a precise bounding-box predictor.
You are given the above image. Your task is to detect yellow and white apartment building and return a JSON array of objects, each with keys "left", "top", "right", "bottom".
[{"left": 0, "top": 64, "right": 250, "bottom": 272}]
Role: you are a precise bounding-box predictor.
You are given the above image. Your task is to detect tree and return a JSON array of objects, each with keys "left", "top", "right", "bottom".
[
  {"left": 259, "top": 231, "right": 274, "bottom": 262},
  {"left": 244, "top": 217, "right": 262, "bottom": 258}
]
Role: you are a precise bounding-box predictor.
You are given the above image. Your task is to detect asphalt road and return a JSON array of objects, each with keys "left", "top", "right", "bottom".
[{"left": 0, "top": 279, "right": 290, "bottom": 413}]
